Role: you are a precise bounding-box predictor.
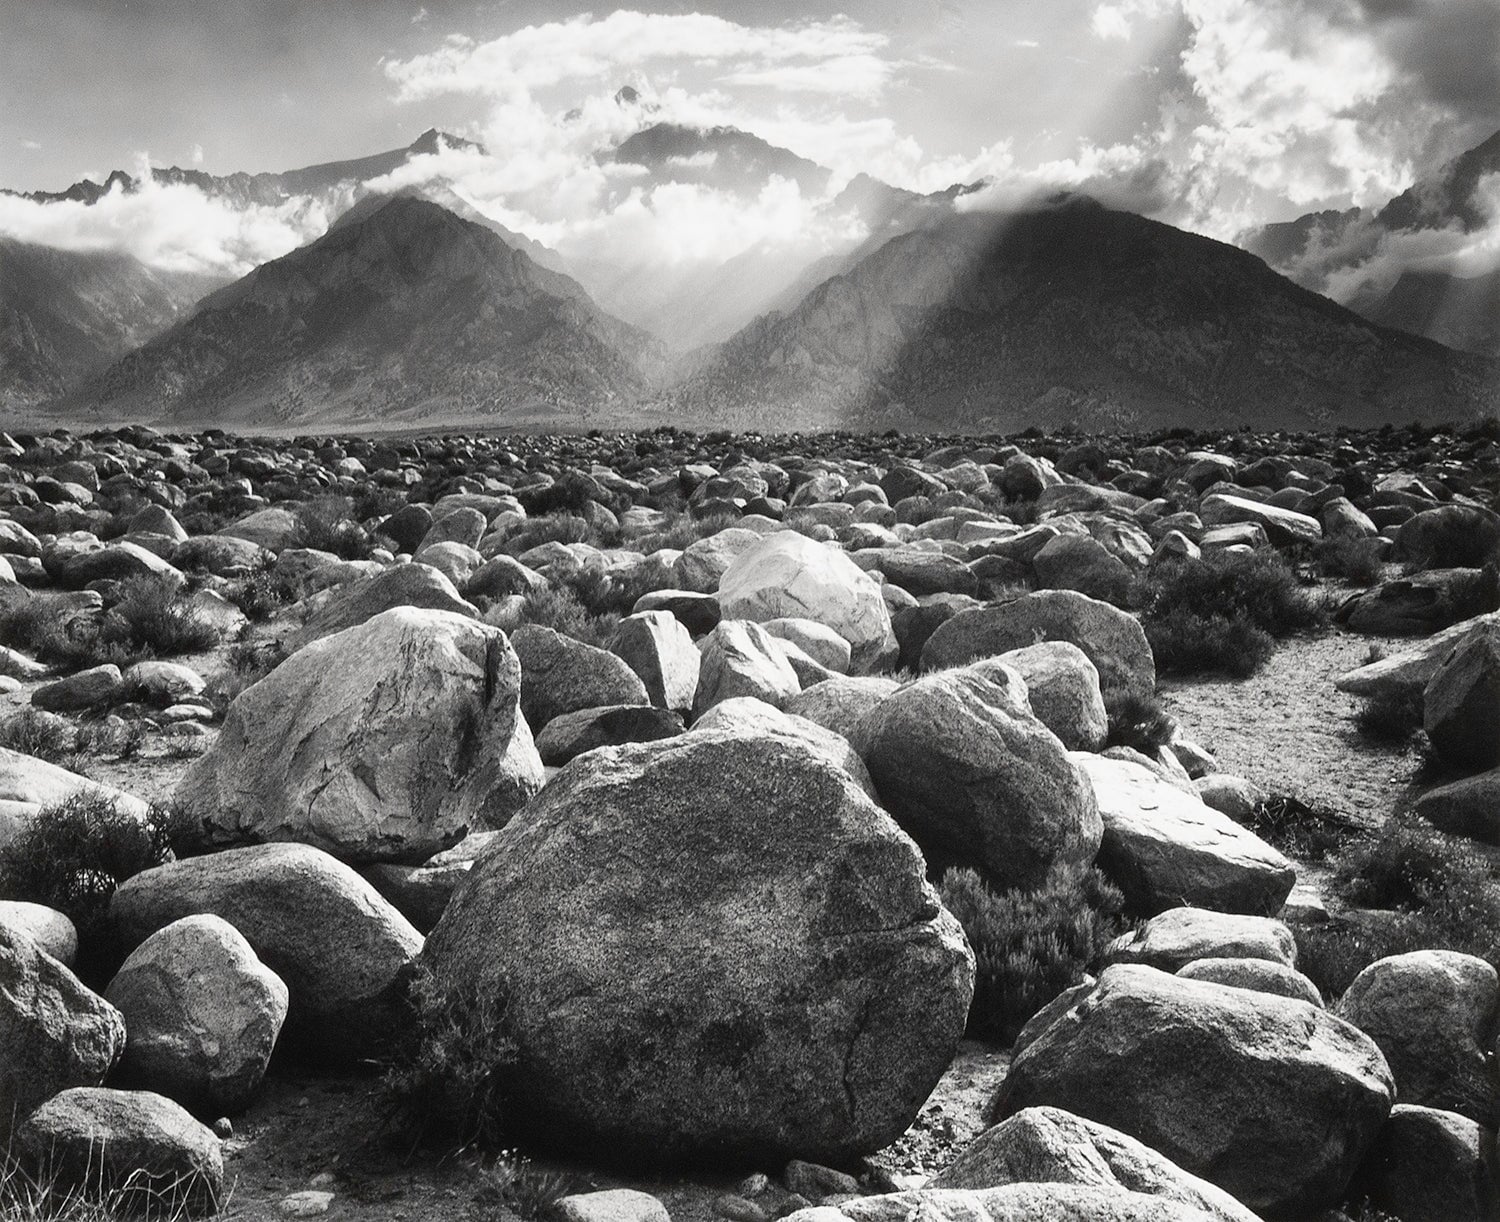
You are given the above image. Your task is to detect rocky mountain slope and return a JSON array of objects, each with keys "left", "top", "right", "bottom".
[
  {"left": 65, "top": 196, "right": 663, "bottom": 428},
  {"left": 672, "top": 198, "right": 1498, "bottom": 432},
  {"left": 0, "top": 239, "right": 223, "bottom": 409}
]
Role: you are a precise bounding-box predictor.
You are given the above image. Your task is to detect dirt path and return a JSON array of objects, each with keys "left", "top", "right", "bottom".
[{"left": 1158, "top": 627, "right": 1430, "bottom": 829}]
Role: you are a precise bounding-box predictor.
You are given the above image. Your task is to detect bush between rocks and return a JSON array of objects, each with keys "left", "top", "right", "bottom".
[{"left": 938, "top": 865, "right": 1127, "bottom": 1046}]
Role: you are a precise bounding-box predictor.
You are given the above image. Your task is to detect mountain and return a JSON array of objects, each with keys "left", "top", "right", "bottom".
[
  {"left": 1367, "top": 268, "right": 1500, "bottom": 357},
  {"left": 1, "top": 239, "right": 223, "bottom": 410},
  {"left": 9, "top": 129, "right": 485, "bottom": 210},
  {"left": 671, "top": 197, "right": 1498, "bottom": 432},
  {"left": 606, "top": 122, "right": 831, "bottom": 200},
  {"left": 1239, "top": 128, "right": 1500, "bottom": 355},
  {"left": 63, "top": 196, "right": 663, "bottom": 428}
]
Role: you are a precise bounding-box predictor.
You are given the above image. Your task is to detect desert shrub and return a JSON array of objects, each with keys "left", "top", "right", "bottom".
[
  {"left": 1293, "top": 914, "right": 1436, "bottom": 1003},
  {"left": 225, "top": 570, "right": 296, "bottom": 622},
  {"left": 0, "top": 1148, "right": 213, "bottom": 1222},
  {"left": 0, "top": 594, "right": 99, "bottom": 667},
  {"left": 1104, "top": 690, "right": 1176, "bottom": 753},
  {"left": 1354, "top": 689, "right": 1425, "bottom": 742},
  {"left": 108, "top": 575, "right": 222, "bottom": 657},
  {"left": 352, "top": 485, "right": 411, "bottom": 523},
  {"left": 73, "top": 718, "right": 145, "bottom": 763},
  {"left": 1244, "top": 793, "right": 1363, "bottom": 861},
  {"left": 502, "top": 513, "right": 591, "bottom": 555},
  {"left": 629, "top": 511, "right": 740, "bottom": 553},
  {"left": 563, "top": 565, "right": 664, "bottom": 619},
  {"left": 1142, "top": 550, "right": 1329, "bottom": 639},
  {"left": 0, "top": 708, "right": 74, "bottom": 764},
  {"left": 380, "top": 963, "right": 518, "bottom": 1151},
  {"left": 0, "top": 792, "right": 174, "bottom": 952},
  {"left": 493, "top": 586, "right": 620, "bottom": 649},
  {"left": 1144, "top": 606, "right": 1276, "bottom": 678},
  {"left": 1334, "top": 817, "right": 1500, "bottom": 933},
  {"left": 1447, "top": 559, "right": 1500, "bottom": 620},
  {"left": 292, "top": 495, "right": 374, "bottom": 561},
  {"left": 204, "top": 639, "right": 285, "bottom": 711},
  {"left": 475, "top": 1151, "right": 583, "bottom": 1220},
  {"left": 939, "top": 864, "right": 1127, "bottom": 1046},
  {"left": 1314, "top": 535, "right": 1383, "bottom": 585}
]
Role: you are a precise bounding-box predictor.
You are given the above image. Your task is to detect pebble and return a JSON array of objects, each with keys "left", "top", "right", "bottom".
[{"left": 280, "top": 1190, "right": 334, "bottom": 1217}]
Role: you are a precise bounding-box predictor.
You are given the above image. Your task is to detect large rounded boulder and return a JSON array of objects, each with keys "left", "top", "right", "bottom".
[
  {"left": 717, "top": 531, "right": 897, "bottom": 673},
  {"left": 851, "top": 659, "right": 1101, "bottom": 891},
  {"left": 422, "top": 730, "right": 974, "bottom": 1165},
  {"left": 175, "top": 607, "right": 543, "bottom": 863},
  {"left": 992, "top": 964, "right": 1395, "bottom": 1217}
]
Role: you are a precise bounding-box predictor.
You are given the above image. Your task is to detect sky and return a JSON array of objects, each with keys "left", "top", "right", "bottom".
[{"left": 1, "top": 0, "right": 1497, "bottom": 280}]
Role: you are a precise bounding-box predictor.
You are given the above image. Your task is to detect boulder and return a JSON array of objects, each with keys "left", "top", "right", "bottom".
[
  {"left": 1338, "top": 568, "right": 1491, "bottom": 635},
  {"left": 1416, "top": 767, "right": 1500, "bottom": 844},
  {"left": 762, "top": 618, "right": 852, "bottom": 674},
  {"left": 513, "top": 624, "right": 650, "bottom": 731},
  {"left": 110, "top": 843, "right": 423, "bottom": 1064},
  {"left": 1175, "top": 957, "right": 1322, "bottom": 1006},
  {"left": 1104, "top": 907, "right": 1297, "bottom": 972},
  {"left": 930, "top": 1106, "right": 1257, "bottom": 1222},
  {"left": 851, "top": 660, "right": 1100, "bottom": 890},
  {"left": 0, "top": 923, "right": 124, "bottom": 1140},
  {"left": 1393, "top": 504, "right": 1500, "bottom": 570},
  {"left": 124, "top": 660, "right": 206, "bottom": 705},
  {"left": 176, "top": 608, "right": 543, "bottom": 863},
  {"left": 1336, "top": 610, "right": 1500, "bottom": 702},
  {"left": 1032, "top": 534, "right": 1132, "bottom": 601},
  {"left": 871, "top": 549, "right": 980, "bottom": 599},
  {"left": 1199, "top": 493, "right": 1322, "bottom": 545},
  {"left": 284, "top": 563, "right": 477, "bottom": 654},
  {"left": 673, "top": 528, "right": 765, "bottom": 593},
  {"left": 1072, "top": 754, "right": 1295, "bottom": 916},
  {"left": 1335, "top": 950, "right": 1499, "bottom": 1123},
  {"left": 0, "top": 747, "right": 150, "bottom": 849},
  {"left": 992, "top": 964, "right": 1394, "bottom": 1216},
  {"left": 555, "top": 1190, "right": 671, "bottom": 1222},
  {"left": 18, "top": 1087, "right": 223, "bottom": 1216},
  {"left": 221, "top": 506, "right": 300, "bottom": 552},
  {"left": 694, "top": 620, "right": 801, "bottom": 717},
  {"left": 921, "top": 591, "right": 1155, "bottom": 701},
  {"left": 534, "top": 704, "right": 685, "bottom": 767},
  {"left": 782, "top": 1184, "right": 1226, "bottom": 1222},
  {"left": 172, "top": 534, "right": 274, "bottom": 575},
  {"left": 691, "top": 698, "right": 874, "bottom": 795},
  {"left": 422, "top": 730, "right": 974, "bottom": 1164},
  {"left": 995, "top": 642, "right": 1107, "bottom": 751},
  {"left": 786, "top": 676, "right": 900, "bottom": 739},
  {"left": 609, "top": 611, "right": 701, "bottom": 712},
  {"left": 633, "top": 589, "right": 722, "bottom": 636},
  {"left": 1356, "top": 1104, "right": 1500, "bottom": 1222},
  {"left": 718, "top": 532, "right": 896, "bottom": 673},
  {"left": 104, "top": 914, "right": 289, "bottom": 1115},
  {"left": 32, "top": 663, "right": 124, "bottom": 712},
  {"left": 0, "top": 900, "right": 77, "bottom": 966},
  {"left": 1424, "top": 623, "right": 1500, "bottom": 771}
]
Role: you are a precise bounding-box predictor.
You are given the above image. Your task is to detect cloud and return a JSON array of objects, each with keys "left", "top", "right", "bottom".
[
  {"left": 20, "top": 139, "right": 42, "bottom": 151},
  {"left": 190, "top": 144, "right": 204, "bottom": 165},
  {"left": 0, "top": 158, "right": 349, "bottom": 275},
  {"left": 411, "top": 6, "right": 429, "bottom": 26}
]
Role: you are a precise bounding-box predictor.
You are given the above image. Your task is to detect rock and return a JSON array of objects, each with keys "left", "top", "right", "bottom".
[
  {"left": 1072, "top": 754, "right": 1295, "bottom": 916},
  {"left": 718, "top": 532, "right": 896, "bottom": 673},
  {"left": 694, "top": 620, "right": 801, "bottom": 717},
  {"left": 0, "top": 747, "right": 150, "bottom": 848},
  {"left": 280, "top": 1190, "right": 337, "bottom": 1217},
  {"left": 1336, "top": 610, "right": 1500, "bottom": 701},
  {"left": 0, "top": 644, "right": 48, "bottom": 681},
  {"left": 674, "top": 528, "right": 765, "bottom": 593},
  {"left": 785, "top": 676, "right": 900, "bottom": 739},
  {"left": 783, "top": 1184, "right": 1225, "bottom": 1222},
  {"left": 763, "top": 618, "right": 853, "bottom": 674},
  {"left": 467, "top": 554, "right": 547, "bottom": 600},
  {"left": 535, "top": 704, "right": 685, "bottom": 766},
  {"left": 1200, "top": 493, "right": 1322, "bottom": 545},
  {"left": 1175, "top": 957, "right": 1323, "bottom": 1005},
  {"left": 32, "top": 663, "right": 124, "bottom": 711},
  {"left": 377, "top": 504, "right": 433, "bottom": 553},
  {"left": 110, "top": 843, "right": 423, "bottom": 1064},
  {"left": 0, "top": 900, "right": 77, "bottom": 966},
  {"left": 995, "top": 642, "right": 1107, "bottom": 751},
  {"left": 513, "top": 624, "right": 651, "bottom": 731},
  {"left": 872, "top": 549, "right": 980, "bottom": 599},
  {"left": 691, "top": 698, "right": 874, "bottom": 795},
  {"left": 173, "top": 534, "right": 275, "bottom": 575},
  {"left": 930, "top": 1106, "right": 1257, "bottom": 1222},
  {"left": 422, "top": 730, "right": 973, "bottom": 1164},
  {"left": 554, "top": 1189, "right": 671, "bottom": 1222},
  {"left": 1355, "top": 1104, "right": 1500, "bottom": 1222},
  {"left": 125, "top": 659, "right": 206, "bottom": 705},
  {"left": 0, "top": 923, "right": 124, "bottom": 1139},
  {"left": 1393, "top": 504, "right": 1500, "bottom": 570},
  {"left": 609, "top": 611, "right": 701, "bottom": 712},
  {"left": 47, "top": 539, "right": 184, "bottom": 588},
  {"left": 177, "top": 608, "right": 543, "bottom": 863},
  {"left": 1338, "top": 568, "right": 1492, "bottom": 635},
  {"left": 284, "top": 563, "right": 477, "bottom": 654},
  {"left": 1032, "top": 534, "right": 1132, "bottom": 601},
  {"left": 221, "top": 506, "right": 300, "bottom": 552},
  {"left": 1417, "top": 767, "right": 1500, "bottom": 844},
  {"left": 1424, "top": 622, "right": 1500, "bottom": 771},
  {"left": 1105, "top": 907, "right": 1296, "bottom": 972},
  {"left": 1193, "top": 774, "right": 1266, "bottom": 822},
  {"left": 104, "top": 914, "right": 289, "bottom": 1114},
  {"left": 921, "top": 591, "right": 1155, "bottom": 701},
  {"left": 414, "top": 540, "right": 481, "bottom": 588},
  {"left": 784, "top": 1160, "right": 861, "bottom": 1200},
  {"left": 19, "top": 1087, "right": 223, "bottom": 1216},
  {"left": 633, "top": 589, "right": 723, "bottom": 636},
  {"left": 991, "top": 964, "right": 1394, "bottom": 1216},
  {"left": 851, "top": 659, "right": 1100, "bottom": 890},
  {"left": 1335, "top": 950, "right": 1499, "bottom": 1123}
]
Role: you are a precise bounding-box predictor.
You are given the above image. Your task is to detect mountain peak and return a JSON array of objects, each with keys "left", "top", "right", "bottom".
[{"left": 407, "top": 128, "right": 484, "bottom": 157}]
